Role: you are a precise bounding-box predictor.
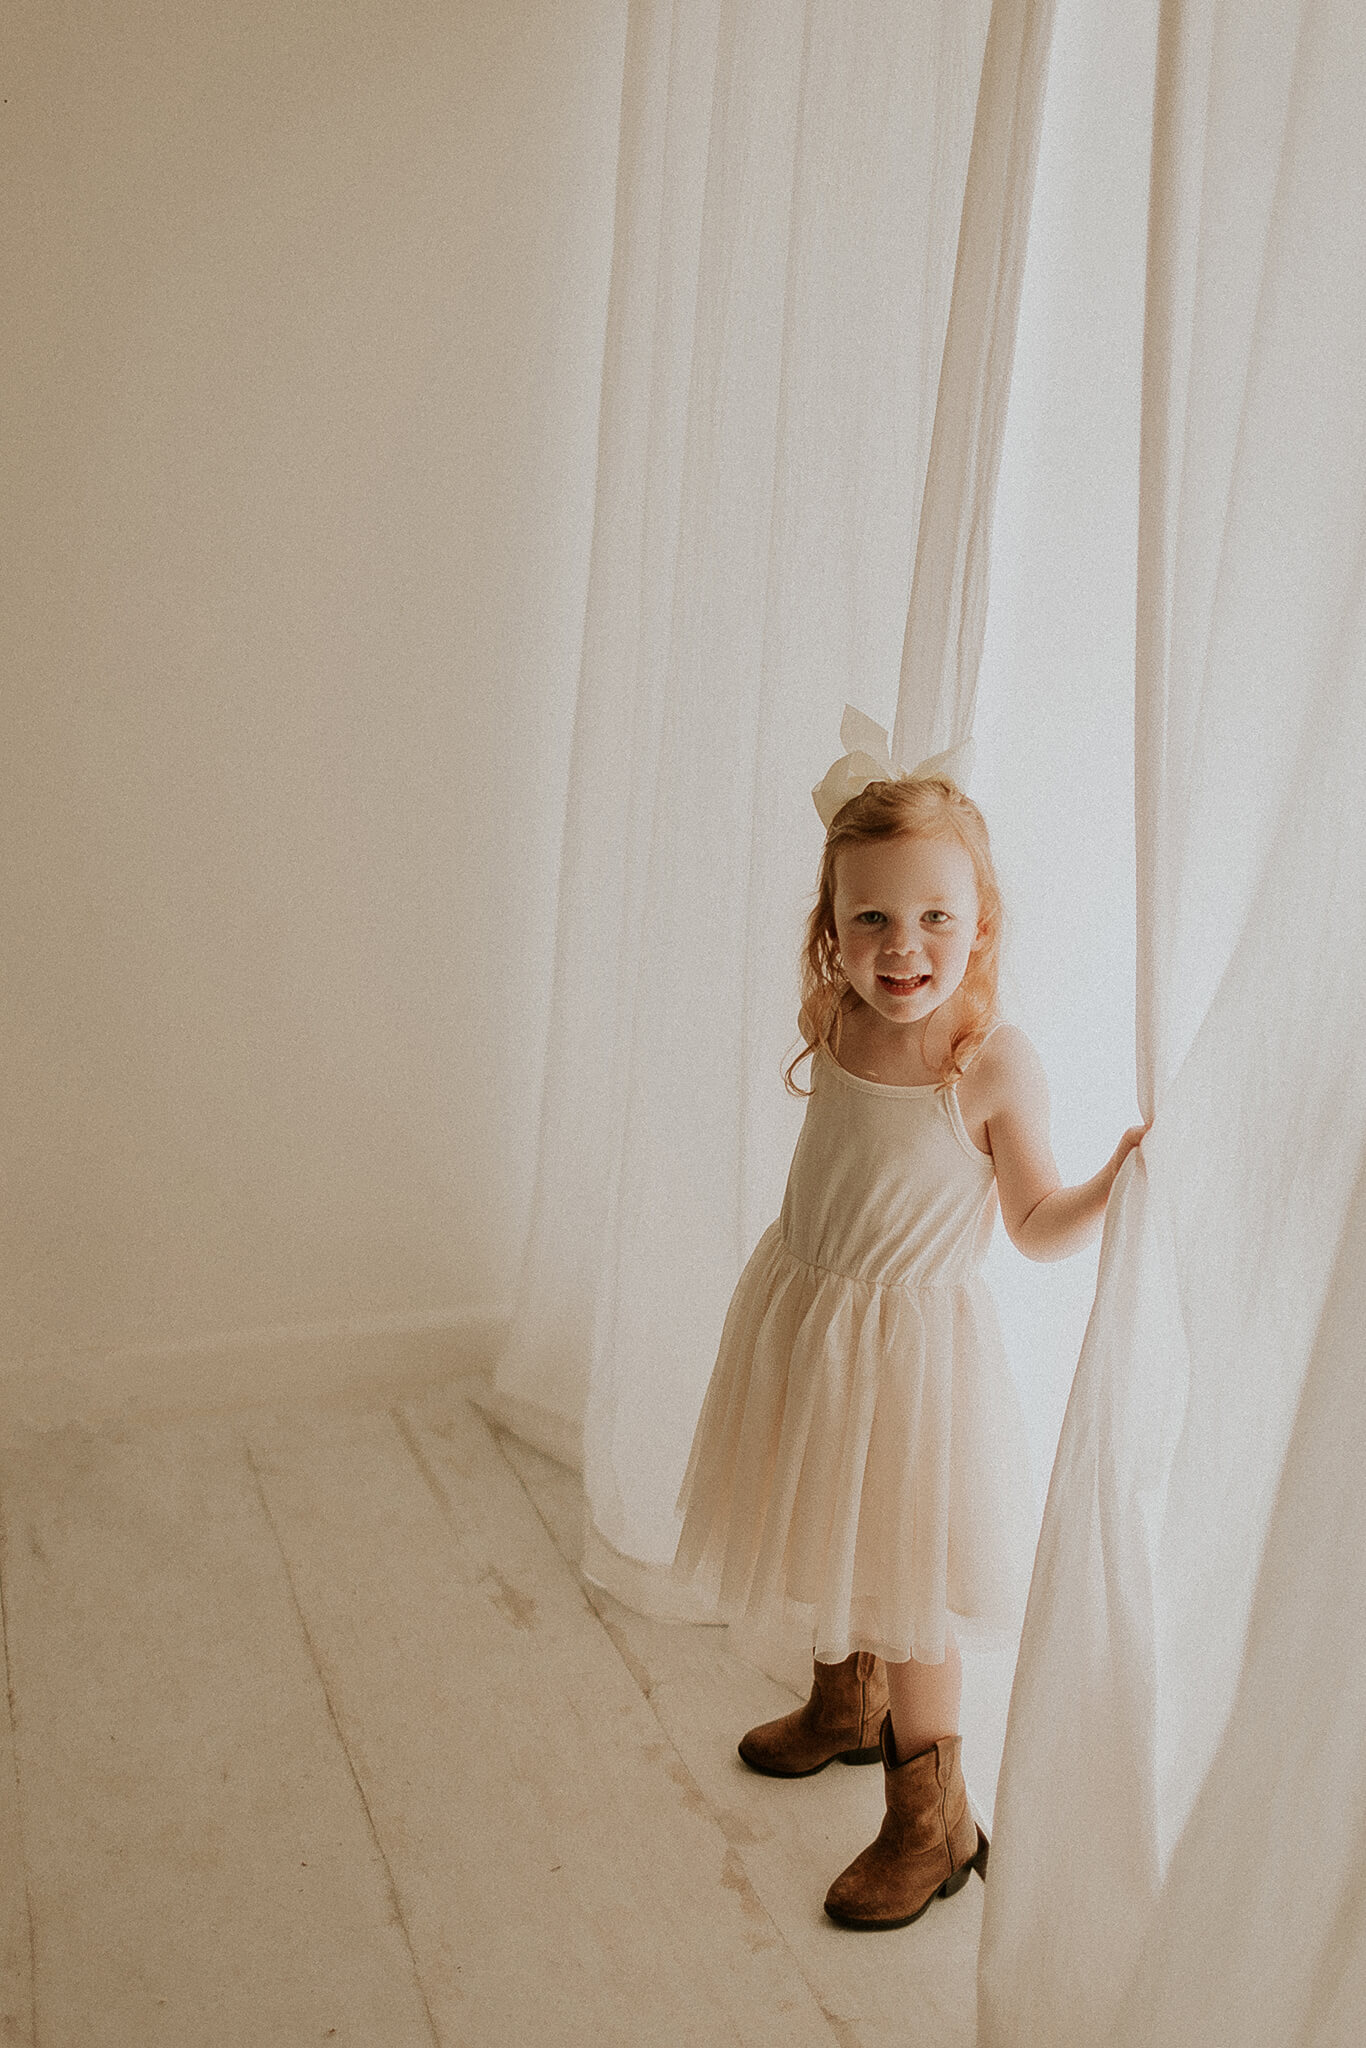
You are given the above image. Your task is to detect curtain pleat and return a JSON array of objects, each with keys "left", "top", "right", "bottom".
[
  {"left": 893, "top": 0, "right": 1058, "bottom": 768},
  {"left": 482, "top": 0, "right": 726, "bottom": 1472}
]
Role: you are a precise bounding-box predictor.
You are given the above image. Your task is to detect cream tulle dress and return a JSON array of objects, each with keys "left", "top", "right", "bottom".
[{"left": 672, "top": 1036, "right": 1035, "bottom": 1666}]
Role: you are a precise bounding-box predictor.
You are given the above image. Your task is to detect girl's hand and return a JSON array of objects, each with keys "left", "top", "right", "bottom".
[{"left": 1106, "top": 1122, "right": 1150, "bottom": 1190}]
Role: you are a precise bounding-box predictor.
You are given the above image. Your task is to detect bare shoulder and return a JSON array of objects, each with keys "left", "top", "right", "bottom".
[{"left": 958, "top": 1022, "right": 1049, "bottom": 1123}]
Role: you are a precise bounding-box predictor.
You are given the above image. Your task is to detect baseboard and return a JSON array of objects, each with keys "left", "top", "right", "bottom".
[
  {"left": 0, "top": 1308, "right": 511, "bottom": 1441},
  {"left": 467, "top": 1376, "right": 584, "bottom": 1472}
]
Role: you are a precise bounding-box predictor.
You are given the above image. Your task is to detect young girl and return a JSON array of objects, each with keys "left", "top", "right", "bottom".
[{"left": 671, "top": 713, "right": 1146, "bottom": 1932}]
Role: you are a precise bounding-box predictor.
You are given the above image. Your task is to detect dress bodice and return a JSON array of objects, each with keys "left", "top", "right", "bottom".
[{"left": 778, "top": 1047, "right": 998, "bottom": 1290}]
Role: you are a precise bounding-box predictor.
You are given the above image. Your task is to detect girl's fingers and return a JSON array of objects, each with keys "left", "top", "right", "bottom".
[
  {"left": 1112, "top": 1125, "right": 1145, "bottom": 1173},
  {"left": 1106, "top": 1123, "right": 1152, "bottom": 1194}
]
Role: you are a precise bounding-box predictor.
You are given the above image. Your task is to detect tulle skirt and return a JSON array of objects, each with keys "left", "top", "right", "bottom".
[{"left": 672, "top": 1223, "right": 1036, "bottom": 1665}]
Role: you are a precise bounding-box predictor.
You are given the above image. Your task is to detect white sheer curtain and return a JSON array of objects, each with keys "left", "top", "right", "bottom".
[
  {"left": 489, "top": 0, "right": 1062, "bottom": 1619},
  {"left": 979, "top": 0, "right": 1366, "bottom": 2039}
]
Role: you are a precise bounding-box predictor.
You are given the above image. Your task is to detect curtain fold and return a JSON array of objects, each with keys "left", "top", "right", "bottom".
[
  {"left": 893, "top": 0, "right": 1057, "bottom": 768},
  {"left": 481, "top": 0, "right": 725, "bottom": 1477},
  {"left": 490, "top": 0, "right": 1071, "bottom": 1625},
  {"left": 979, "top": 0, "right": 1366, "bottom": 2038}
]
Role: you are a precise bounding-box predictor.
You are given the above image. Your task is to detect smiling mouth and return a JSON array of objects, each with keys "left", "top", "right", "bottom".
[{"left": 877, "top": 973, "right": 930, "bottom": 994}]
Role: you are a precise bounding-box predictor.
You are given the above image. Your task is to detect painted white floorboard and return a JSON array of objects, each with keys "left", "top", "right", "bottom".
[
  {"left": 492, "top": 1423, "right": 983, "bottom": 2048},
  {"left": 0, "top": 1378, "right": 986, "bottom": 2046},
  {"left": 244, "top": 1397, "right": 844, "bottom": 2048},
  {"left": 0, "top": 1420, "right": 440, "bottom": 2048}
]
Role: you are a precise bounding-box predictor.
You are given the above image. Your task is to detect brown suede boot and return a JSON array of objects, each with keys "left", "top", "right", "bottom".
[
  {"left": 822, "top": 1718, "right": 986, "bottom": 1929},
  {"left": 737, "top": 1652, "right": 888, "bottom": 1776}
]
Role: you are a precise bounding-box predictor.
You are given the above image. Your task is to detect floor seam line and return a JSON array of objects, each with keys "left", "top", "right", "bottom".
[
  {"left": 0, "top": 1487, "right": 39, "bottom": 2048},
  {"left": 388, "top": 1407, "right": 458, "bottom": 1519},
  {"left": 241, "top": 1437, "right": 446, "bottom": 2048},
  {"left": 392, "top": 1402, "right": 602, "bottom": 1624}
]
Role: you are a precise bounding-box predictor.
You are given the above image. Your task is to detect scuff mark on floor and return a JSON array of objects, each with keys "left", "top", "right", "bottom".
[
  {"left": 719, "top": 1846, "right": 781, "bottom": 1956},
  {"left": 479, "top": 1567, "right": 537, "bottom": 1632},
  {"left": 715, "top": 1806, "right": 771, "bottom": 1848},
  {"left": 817, "top": 2005, "right": 866, "bottom": 2048},
  {"left": 663, "top": 1750, "right": 713, "bottom": 1822}
]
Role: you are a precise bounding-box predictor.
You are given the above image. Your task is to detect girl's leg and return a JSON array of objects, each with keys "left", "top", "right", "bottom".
[{"left": 884, "top": 1628, "right": 961, "bottom": 1757}]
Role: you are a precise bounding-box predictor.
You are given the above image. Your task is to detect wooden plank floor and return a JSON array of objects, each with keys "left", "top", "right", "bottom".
[{"left": 0, "top": 1380, "right": 984, "bottom": 2046}]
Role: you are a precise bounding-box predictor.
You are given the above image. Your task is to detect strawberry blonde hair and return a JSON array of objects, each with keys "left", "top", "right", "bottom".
[{"left": 784, "top": 774, "right": 1004, "bottom": 1096}]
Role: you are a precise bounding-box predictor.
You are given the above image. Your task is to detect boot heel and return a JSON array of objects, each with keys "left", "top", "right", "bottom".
[
  {"left": 971, "top": 1826, "right": 990, "bottom": 1879},
  {"left": 938, "top": 1864, "right": 973, "bottom": 1900},
  {"left": 836, "top": 1744, "right": 884, "bottom": 1765}
]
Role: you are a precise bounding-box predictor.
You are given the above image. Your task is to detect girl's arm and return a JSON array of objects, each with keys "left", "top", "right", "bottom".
[{"left": 967, "top": 1026, "right": 1147, "bottom": 1263}]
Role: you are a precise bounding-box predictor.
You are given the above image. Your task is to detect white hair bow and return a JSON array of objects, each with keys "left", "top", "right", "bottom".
[{"left": 811, "top": 705, "right": 975, "bottom": 828}]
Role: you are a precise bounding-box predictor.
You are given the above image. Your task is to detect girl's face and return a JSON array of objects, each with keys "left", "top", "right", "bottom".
[{"left": 832, "top": 831, "right": 984, "bottom": 1029}]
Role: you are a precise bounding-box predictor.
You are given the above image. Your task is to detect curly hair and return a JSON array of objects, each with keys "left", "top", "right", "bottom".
[{"left": 784, "top": 774, "right": 1004, "bottom": 1095}]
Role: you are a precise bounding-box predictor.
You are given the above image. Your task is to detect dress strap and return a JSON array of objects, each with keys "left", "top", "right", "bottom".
[{"left": 962, "top": 1019, "right": 1008, "bottom": 1071}]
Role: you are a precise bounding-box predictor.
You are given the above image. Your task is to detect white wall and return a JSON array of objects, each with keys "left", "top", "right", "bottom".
[{"left": 2, "top": 0, "right": 626, "bottom": 1411}]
